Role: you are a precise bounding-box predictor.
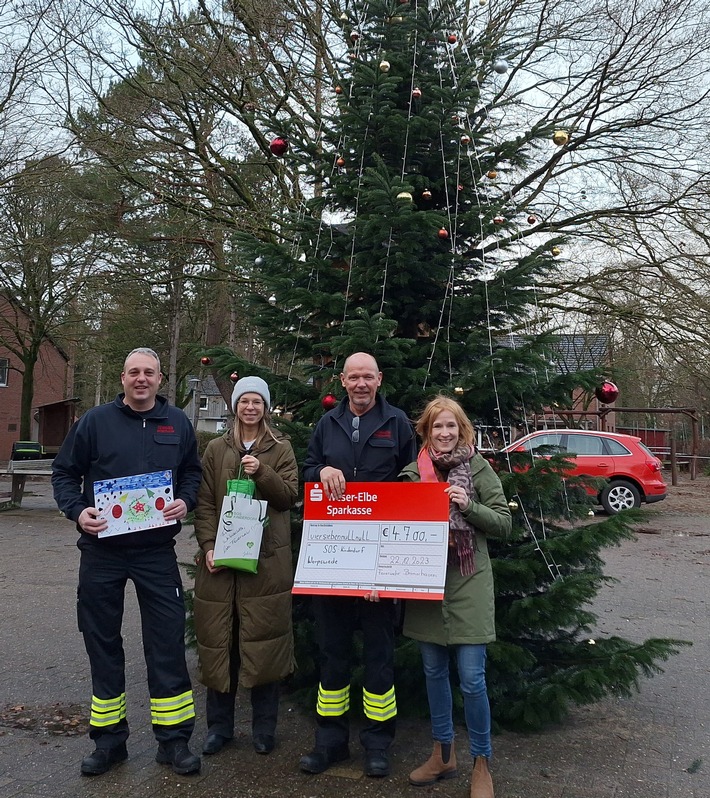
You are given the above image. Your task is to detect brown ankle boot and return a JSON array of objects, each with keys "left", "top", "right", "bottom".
[
  {"left": 470, "top": 756, "right": 494, "bottom": 798},
  {"left": 409, "top": 741, "right": 458, "bottom": 786}
]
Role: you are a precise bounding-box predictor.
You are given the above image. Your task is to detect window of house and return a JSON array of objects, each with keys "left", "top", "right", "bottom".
[
  {"left": 199, "top": 396, "right": 208, "bottom": 411},
  {"left": 0, "top": 357, "right": 8, "bottom": 387}
]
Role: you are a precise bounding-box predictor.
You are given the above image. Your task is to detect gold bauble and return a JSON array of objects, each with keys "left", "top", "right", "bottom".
[
  {"left": 396, "top": 191, "right": 413, "bottom": 202},
  {"left": 552, "top": 130, "right": 569, "bottom": 146}
]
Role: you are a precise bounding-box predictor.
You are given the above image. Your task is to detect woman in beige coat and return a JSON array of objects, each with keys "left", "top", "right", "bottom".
[{"left": 193, "top": 376, "right": 298, "bottom": 757}]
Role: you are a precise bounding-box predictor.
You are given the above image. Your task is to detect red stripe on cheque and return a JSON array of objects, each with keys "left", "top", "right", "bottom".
[{"left": 304, "top": 481, "right": 449, "bottom": 522}]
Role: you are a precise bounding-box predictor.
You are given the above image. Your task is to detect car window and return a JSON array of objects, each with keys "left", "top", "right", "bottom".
[
  {"left": 521, "top": 433, "right": 565, "bottom": 453},
  {"left": 565, "top": 434, "right": 604, "bottom": 455},
  {"left": 605, "top": 438, "right": 632, "bottom": 455}
]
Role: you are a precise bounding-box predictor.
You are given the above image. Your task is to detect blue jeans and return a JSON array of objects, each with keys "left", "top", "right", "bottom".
[{"left": 418, "top": 641, "right": 491, "bottom": 758}]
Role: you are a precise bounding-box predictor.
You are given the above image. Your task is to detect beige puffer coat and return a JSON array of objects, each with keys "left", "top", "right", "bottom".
[{"left": 193, "top": 428, "right": 298, "bottom": 691}]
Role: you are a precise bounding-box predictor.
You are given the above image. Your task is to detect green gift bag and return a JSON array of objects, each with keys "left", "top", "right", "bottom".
[
  {"left": 226, "top": 463, "right": 256, "bottom": 498},
  {"left": 213, "top": 493, "right": 268, "bottom": 573}
]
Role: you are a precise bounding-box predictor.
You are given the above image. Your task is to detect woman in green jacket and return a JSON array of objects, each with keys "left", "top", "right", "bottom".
[
  {"left": 401, "top": 396, "right": 511, "bottom": 798},
  {"left": 193, "top": 376, "right": 298, "bottom": 758}
]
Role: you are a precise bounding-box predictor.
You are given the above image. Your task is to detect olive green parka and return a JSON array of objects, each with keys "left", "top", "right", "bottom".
[
  {"left": 193, "top": 428, "right": 298, "bottom": 691},
  {"left": 400, "top": 453, "right": 511, "bottom": 645}
]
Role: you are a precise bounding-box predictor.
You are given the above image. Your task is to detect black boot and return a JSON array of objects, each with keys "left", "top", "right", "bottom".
[
  {"left": 156, "top": 740, "right": 201, "bottom": 775},
  {"left": 300, "top": 744, "right": 350, "bottom": 774},
  {"left": 80, "top": 743, "right": 128, "bottom": 776}
]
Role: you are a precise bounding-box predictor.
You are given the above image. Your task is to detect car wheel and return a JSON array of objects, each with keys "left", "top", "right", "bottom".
[{"left": 601, "top": 480, "right": 641, "bottom": 514}]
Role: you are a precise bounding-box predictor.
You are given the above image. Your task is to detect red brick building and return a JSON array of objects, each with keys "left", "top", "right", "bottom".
[{"left": 0, "top": 296, "right": 73, "bottom": 461}]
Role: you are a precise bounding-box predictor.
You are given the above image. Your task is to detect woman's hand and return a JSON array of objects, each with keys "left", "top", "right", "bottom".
[
  {"left": 205, "top": 549, "right": 226, "bottom": 574},
  {"left": 240, "top": 454, "right": 261, "bottom": 476},
  {"left": 445, "top": 485, "right": 469, "bottom": 510}
]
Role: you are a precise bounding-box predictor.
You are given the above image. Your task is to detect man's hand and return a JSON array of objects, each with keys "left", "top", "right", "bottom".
[
  {"left": 78, "top": 507, "right": 108, "bottom": 536},
  {"left": 320, "top": 466, "right": 347, "bottom": 500},
  {"left": 162, "top": 498, "right": 188, "bottom": 522}
]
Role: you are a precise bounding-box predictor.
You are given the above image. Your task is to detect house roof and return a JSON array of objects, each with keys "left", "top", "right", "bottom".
[{"left": 497, "top": 333, "right": 609, "bottom": 374}]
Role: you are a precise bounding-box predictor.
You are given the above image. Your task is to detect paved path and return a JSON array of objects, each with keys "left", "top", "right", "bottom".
[{"left": 0, "top": 479, "right": 708, "bottom": 798}]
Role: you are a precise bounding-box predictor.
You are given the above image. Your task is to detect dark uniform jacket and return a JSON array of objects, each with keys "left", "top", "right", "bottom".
[
  {"left": 303, "top": 394, "right": 416, "bottom": 483},
  {"left": 52, "top": 393, "right": 202, "bottom": 548}
]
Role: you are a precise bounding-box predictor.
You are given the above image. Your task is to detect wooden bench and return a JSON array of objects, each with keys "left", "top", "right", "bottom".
[{"left": 0, "top": 459, "right": 54, "bottom": 510}]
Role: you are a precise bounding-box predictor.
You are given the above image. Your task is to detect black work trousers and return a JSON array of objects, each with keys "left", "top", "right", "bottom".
[
  {"left": 77, "top": 540, "right": 195, "bottom": 748},
  {"left": 312, "top": 595, "right": 397, "bottom": 751}
]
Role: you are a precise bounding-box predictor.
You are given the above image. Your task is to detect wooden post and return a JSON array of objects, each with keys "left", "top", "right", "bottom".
[
  {"left": 670, "top": 438, "right": 678, "bottom": 487},
  {"left": 10, "top": 474, "right": 27, "bottom": 507}
]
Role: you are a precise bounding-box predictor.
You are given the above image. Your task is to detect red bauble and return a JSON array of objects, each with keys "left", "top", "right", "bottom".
[
  {"left": 230, "top": 372, "right": 239, "bottom": 383},
  {"left": 269, "top": 136, "right": 288, "bottom": 156},
  {"left": 527, "top": 215, "right": 537, "bottom": 224},
  {"left": 412, "top": 87, "right": 422, "bottom": 99},
  {"left": 200, "top": 356, "right": 212, "bottom": 366},
  {"left": 595, "top": 381, "right": 619, "bottom": 404},
  {"left": 422, "top": 189, "right": 432, "bottom": 200},
  {"left": 322, "top": 394, "right": 338, "bottom": 410},
  {"left": 493, "top": 215, "right": 505, "bottom": 224},
  {"left": 438, "top": 228, "right": 449, "bottom": 239},
  {"left": 336, "top": 156, "right": 346, "bottom": 167},
  {"left": 448, "top": 34, "right": 458, "bottom": 44}
]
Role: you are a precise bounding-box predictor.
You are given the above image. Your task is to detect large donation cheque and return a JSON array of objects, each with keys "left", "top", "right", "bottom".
[{"left": 293, "top": 482, "right": 450, "bottom": 600}]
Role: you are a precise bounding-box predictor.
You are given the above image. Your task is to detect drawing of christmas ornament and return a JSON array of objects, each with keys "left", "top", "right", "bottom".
[
  {"left": 595, "top": 381, "right": 619, "bottom": 404},
  {"left": 269, "top": 136, "right": 288, "bottom": 156}
]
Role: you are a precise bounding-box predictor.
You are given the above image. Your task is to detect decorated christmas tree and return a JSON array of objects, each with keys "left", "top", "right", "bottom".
[{"left": 201, "top": 0, "right": 687, "bottom": 730}]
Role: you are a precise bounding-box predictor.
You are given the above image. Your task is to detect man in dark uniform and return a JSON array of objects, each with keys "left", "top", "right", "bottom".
[
  {"left": 52, "top": 348, "right": 202, "bottom": 776},
  {"left": 300, "top": 352, "right": 416, "bottom": 777}
]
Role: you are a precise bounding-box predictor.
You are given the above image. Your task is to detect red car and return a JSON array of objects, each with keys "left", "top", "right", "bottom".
[{"left": 501, "top": 429, "right": 667, "bottom": 514}]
